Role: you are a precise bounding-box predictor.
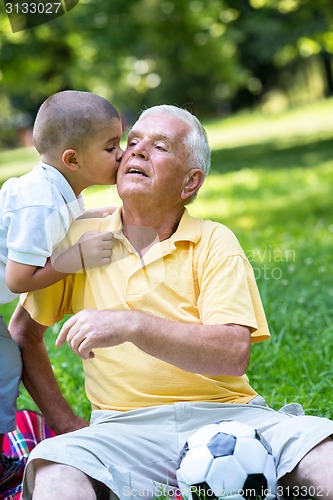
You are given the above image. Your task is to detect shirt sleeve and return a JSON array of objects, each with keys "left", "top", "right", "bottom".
[
  {"left": 196, "top": 225, "right": 270, "bottom": 343},
  {"left": 20, "top": 275, "right": 75, "bottom": 326},
  {"left": 5, "top": 205, "right": 68, "bottom": 266}
]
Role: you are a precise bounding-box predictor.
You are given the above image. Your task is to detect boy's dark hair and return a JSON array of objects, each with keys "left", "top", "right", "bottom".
[{"left": 33, "top": 90, "right": 119, "bottom": 157}]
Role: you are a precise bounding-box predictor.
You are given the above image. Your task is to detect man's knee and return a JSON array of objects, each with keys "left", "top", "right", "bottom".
[
  {"left": 279, "top": 436, "right": 333, "bottom": 499},
  {"left": 33, "top": 458, "right": 66, "bottom": 477},
  {"left": 31, "top": 459, "right": 97, "bottom": 500}
]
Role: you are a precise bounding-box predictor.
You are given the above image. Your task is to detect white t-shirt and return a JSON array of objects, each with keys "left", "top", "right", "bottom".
[{"left": 0, "top": 162, "right": 85, "bottom": 304}]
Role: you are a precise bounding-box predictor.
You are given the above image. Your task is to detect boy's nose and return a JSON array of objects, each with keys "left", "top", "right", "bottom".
[{"left": 117, "top": 147, "right": 123, "bottom": 161}]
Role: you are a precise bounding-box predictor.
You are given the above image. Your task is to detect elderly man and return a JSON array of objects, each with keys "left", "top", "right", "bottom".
[{"left": 10, "top": 105, "right": 333, "bottom": 500}]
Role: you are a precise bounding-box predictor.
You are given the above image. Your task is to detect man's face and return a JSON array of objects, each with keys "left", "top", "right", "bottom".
[{"left": 117, "top": 113, "right": 191, "bottom": 206}]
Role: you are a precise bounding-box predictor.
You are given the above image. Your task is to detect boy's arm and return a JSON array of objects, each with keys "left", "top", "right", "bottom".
[
  {"left": 6, "top": 230, "right": 114, "bottom": 293},
  {"left": 9, "top": 303, "right": 88, "bottom": 434},
  {"left": 6, "top": 259, "right": 67, "bottom": 294}
]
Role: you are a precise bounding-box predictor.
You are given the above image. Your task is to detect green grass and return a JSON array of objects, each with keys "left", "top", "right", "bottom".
[
  {"left": 0, "top": 147, "right": 39, "bottom": 183},
  {"left": 1, "top": 98, "right": 333, "bottom": 421}
]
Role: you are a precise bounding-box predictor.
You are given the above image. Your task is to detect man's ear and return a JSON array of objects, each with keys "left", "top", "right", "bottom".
[
  {"left": 181, "top": 169, "right": 204, "bottom": 200},
  {"left": 62, "top": 149, "right": 79, "bottom": 172}
]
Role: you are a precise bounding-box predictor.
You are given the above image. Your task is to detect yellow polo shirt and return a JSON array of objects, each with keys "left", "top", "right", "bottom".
[{"left": 22, "top": 208, "right": 270, "bottom": 411}]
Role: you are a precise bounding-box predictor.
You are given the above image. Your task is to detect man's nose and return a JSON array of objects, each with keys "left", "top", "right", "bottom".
[{"left": 132, "top": 140, "right": 148, "bottom": 159}]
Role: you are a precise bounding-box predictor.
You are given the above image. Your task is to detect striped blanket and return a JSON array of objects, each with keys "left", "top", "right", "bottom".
[{"left": 1, "top": 410, "right": 55, "bottom": 500}]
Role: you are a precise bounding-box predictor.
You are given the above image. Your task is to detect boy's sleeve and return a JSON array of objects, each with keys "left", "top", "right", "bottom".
[{"left": 5, "top": 205, "right": 68, "bottom": 267}]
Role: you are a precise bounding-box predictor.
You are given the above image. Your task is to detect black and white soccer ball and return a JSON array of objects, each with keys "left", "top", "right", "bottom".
[{"left": 176, "top": 420, "right": 277, "bottom": 500}]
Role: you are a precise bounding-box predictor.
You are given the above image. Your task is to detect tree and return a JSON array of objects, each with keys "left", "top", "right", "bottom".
[
  {"left": 0, "top": 0, "right": 247, "bottom": 120},
  {"left": 0, "top": 0, "right": 332, "bottom": 134},
  {"left": 232, "top": 0, "right": 333, "bottom": 103}
]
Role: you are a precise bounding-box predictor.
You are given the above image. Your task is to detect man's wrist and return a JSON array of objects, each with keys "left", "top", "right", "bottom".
[
  {"left": 45, "top": 407, "right": 88, "bottom": 435},
  {"left": 125, "top": 310, "right": 145, "bottom": 345}
]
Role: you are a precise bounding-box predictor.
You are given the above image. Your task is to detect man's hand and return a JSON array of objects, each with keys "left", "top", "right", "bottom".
[
  {"left": 56, "top": 310, "right": 125, "bottom": 359},
  {"left": 53, "top": 415, "right": 89, "bottom": 435}
]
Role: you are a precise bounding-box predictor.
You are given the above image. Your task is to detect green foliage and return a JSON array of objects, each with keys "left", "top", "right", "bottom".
[
  {"left": 1, "top": 0, "right": 333, "bottom": 124},
  {"left": 1, "top": 100, "right": 332, "bottom": 421}
]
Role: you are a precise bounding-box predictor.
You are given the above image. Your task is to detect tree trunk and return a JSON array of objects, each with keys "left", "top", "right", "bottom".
[{"left": 321, "top": 51, "right": 333, "bottom": 96}]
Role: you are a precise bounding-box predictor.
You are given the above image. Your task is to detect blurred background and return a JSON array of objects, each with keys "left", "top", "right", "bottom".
[{"left": 0, "top": 0, "right": 333, "bottom": 147}]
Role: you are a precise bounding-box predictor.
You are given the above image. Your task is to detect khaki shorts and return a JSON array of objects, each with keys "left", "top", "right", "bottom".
[{"left": 23, "top": 400, "right": 333, "bottom": 499}]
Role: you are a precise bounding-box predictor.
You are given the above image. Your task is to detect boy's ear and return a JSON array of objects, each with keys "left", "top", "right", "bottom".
[
  {"left": 181, "top": 168, "right": 204, "bottom": 200},
  {"left": 62, "top": 149, "right": 79, "bottom": 171}
]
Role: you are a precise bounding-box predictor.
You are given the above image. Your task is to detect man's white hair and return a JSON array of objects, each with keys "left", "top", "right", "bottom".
[{"left": 139, "top": 105, "right": 211, "bottom": 179}]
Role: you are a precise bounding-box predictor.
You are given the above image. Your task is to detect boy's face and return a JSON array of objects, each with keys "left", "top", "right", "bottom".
[{"left": 77, "top": 118, "right": 123, "bottom": 187}]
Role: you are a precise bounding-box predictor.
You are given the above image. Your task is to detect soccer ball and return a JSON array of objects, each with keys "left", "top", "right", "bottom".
[{"left": 176, "top": 420, "right": 277, "bottom": 500}]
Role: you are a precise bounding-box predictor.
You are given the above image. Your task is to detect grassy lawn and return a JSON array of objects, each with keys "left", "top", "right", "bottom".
[{"left": 1, "top": 98, "right": 333, "bottom": 421}]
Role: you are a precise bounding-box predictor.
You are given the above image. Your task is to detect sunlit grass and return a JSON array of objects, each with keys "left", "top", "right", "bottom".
[
  {"left": 0, "top": 146, "right": 38, "bottom": 182},
  {"left": 205, "top": 97, "right": 333, "bottom": 150}
]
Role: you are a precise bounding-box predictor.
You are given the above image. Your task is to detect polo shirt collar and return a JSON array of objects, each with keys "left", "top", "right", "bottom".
[
  {"left": 37, "top": 161, "right": 85, "bottom": 217},
  {"left": 110, "top": 207, "right": 202, "bottom": 245},
  {"left": 170, "top": 208, "right": 202, "bottom": 245}
]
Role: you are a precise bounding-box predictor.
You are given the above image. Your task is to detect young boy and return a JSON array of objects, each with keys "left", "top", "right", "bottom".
[{"left": 0, "top": 90, "right": 123, "bottom": 491}]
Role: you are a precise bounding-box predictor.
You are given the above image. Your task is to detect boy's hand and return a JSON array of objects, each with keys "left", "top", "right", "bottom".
[
  {"left": 76, "top": 231, "right": 114, "bottom": 270},
  {"left": 79, "top": 206, "right": 117, "bottom": 219},
  {"left": 52, "top": 231, "right": 114, "bottom": 273}
]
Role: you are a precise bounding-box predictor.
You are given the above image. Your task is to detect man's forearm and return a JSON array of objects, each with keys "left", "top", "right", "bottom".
[
  {"left": 57, "top": 309, "right": 252, "bottom": 376},
  {"left": 9, "top": 304, "right": 88, "bottom": 434},
  {"left": 127, "top": 313, "right": 252, "bottom": 376}
]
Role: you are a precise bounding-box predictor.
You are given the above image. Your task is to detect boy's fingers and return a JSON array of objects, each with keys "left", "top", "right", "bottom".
[
  {"left": 82, "top": 231, "right": 114, "bottom": 244},
  {"left": 101, "top": 231, "right": 114, "bottom": 241},
  {"left": 82, "top": 230, "right": 100, "bottom": 238}
]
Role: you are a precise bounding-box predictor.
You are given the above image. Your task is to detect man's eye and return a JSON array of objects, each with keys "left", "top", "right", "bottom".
[
  {"left": 155, "top": 144, "right": 167, "bottom": 151},
  {"left": 128, "top": 139, "right": 138, "bottom": 147}
]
